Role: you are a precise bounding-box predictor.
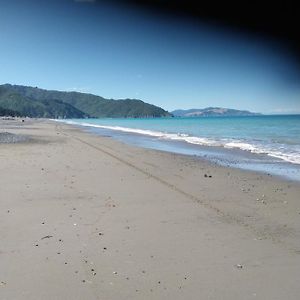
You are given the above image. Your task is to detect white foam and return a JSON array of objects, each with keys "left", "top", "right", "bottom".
[
  {"left": 59, "top": 120, "right": 300, "bottom": 165},
  {"left": 64, "top": 121, "right": 217, "bottom": 146},
  {"left": 224, "top": 142, "right": 258, "bottom": 152},
  {"left": 225, "top": 141, "right": 300, "bottom": 164}
]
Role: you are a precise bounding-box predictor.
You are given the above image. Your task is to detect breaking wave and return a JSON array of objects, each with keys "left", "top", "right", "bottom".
[{"left": 59, "top": 120, "right": 300, "bottom": 165}]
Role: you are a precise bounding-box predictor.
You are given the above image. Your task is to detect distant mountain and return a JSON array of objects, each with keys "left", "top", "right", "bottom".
[
  {"left": 172, "top": 107, "right": 261, "bottom": 117},
  {"left": 0, "top": 84, "right": 171, "bottom": 118}
]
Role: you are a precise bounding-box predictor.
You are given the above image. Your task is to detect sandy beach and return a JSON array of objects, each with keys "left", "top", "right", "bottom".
[{"left": 1, "top": 119, "right": 300, "bottom": 300}]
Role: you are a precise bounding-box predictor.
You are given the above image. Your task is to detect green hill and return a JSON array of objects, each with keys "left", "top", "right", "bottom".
[
  {"left": 0, "top": 84, "right": 171, "bottom": 118},
  {"left": 0, "top": 106, "right": 21, "bottom": 117},
  {"left": 172, "top": 107, "right": 261, "bottom": 117}
]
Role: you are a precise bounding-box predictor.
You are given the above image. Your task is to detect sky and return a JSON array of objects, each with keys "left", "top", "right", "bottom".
[{"left": 0, "top": 0, "right": 300, "bottom": 114}]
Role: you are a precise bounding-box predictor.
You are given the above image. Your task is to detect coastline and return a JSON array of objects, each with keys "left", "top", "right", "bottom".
[
  {"left": 60, "top": 118, "right": 300, "bottom": 182},
  {"left": 1, "top": 119, "right": 300, "bottom": 299}
]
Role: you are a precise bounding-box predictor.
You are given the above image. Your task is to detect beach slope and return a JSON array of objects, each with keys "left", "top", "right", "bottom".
[{"left": 1, "top": 119, "right": 300, "bottom": 299}]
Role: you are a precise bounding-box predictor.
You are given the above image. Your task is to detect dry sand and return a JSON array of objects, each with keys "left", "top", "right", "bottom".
[{"left": 1, "top": 119, "right": 300, "bottom": 299}]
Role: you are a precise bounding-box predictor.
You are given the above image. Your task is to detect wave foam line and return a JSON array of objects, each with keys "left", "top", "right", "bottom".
[{"left": 61, "top": 120, "right": 300, "bottom": 165}]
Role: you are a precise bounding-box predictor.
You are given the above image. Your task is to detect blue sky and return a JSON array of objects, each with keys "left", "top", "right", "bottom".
[{"left": 0, "top": 0, "right": 300, "bottom": 114}]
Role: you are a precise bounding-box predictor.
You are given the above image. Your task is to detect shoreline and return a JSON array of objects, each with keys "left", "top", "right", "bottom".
[
  {"left": 58, "top": 119, "right": 300, "bottom": 183},
  {"left": 1, "top": 119, "right": 300, "bottom": 299}
]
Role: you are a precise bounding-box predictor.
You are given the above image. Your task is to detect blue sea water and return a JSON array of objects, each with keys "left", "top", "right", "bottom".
[{"left": 60, "top": 115, "right": 300, "bottom": 181}]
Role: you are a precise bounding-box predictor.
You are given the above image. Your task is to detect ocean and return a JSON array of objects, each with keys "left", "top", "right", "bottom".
[{"left": 60, "top": 115, "right": 300, "bottom": 181}]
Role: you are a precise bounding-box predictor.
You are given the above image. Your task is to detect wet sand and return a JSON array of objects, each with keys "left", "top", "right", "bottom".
[{"left": 1, "top": 119, "right": 300, "bottom": 299}]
